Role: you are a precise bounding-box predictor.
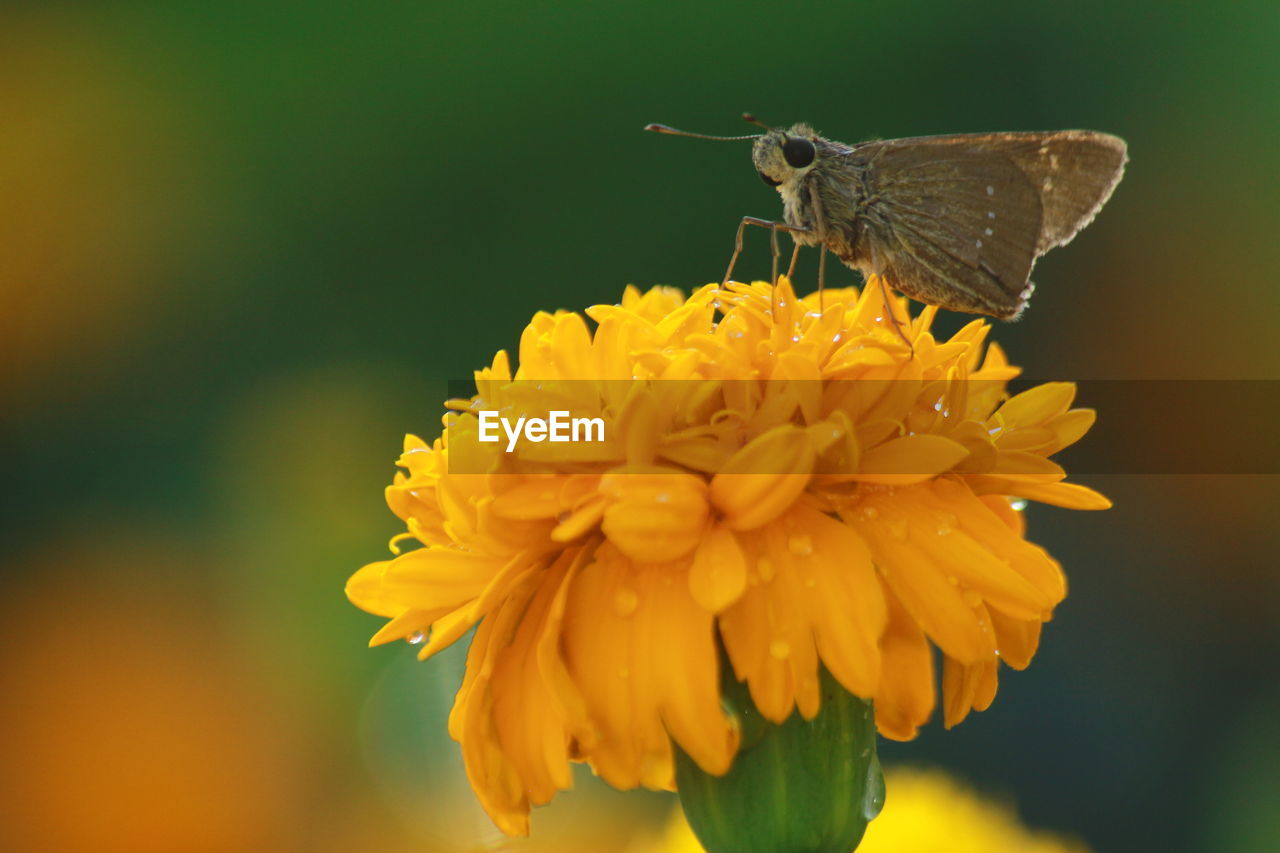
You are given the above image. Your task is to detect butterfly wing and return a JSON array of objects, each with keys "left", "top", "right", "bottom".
[{"left": 845, "top": 131, "right": 1126, "bottom": 318}]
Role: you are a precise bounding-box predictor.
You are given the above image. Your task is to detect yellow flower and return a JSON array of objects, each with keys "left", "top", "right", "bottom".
[
  {"left": 645, "top": 766, "right": 1092, "bottom": 853},
  {"left": 346, "top": 277, "right": 1108, "bottom": 835}
]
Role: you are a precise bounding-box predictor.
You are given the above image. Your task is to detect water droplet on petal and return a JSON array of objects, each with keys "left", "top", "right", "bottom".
[
  {"left": 860, "top": 506, "right": 880, "bottom": 521},
  {"left": 887, "top": 518, "right": 908, "bottom": 539},
  {"left": 757, "top": 557, "right": 776, "bottom": 582},
  {"left": 1011, "top": 499, "right": 1028, "bottom": 511},
  {"left": 655, "top": 492, "right": 671, "bottom": 504},
  {"left": 769, "top": 639, "right": 791, "bottom": 659},
  {"left": 614, "top": 587, "right": 639, "bottom": 616},
  {"left": 407, "top": 631, "right": 426, "bottom": 645},
  {"left": 788, "top": 534, "right": 813, "bottom": 556}
]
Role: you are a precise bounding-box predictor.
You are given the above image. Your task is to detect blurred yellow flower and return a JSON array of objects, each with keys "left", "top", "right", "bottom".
[
  {"left": 346, "top": 277, "right": 1108, "bottom": 835},
  {"left": 645, "top": 767, "right": 1092, "bottom": 853}
]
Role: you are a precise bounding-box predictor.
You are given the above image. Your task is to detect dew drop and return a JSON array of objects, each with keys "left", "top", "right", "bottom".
[
  {"left": 655, "top": 492, "right": 671, "bottom": 504},
  {"left": 933, "top": 399, "right": 944, "bottom": 412},
  {"left": 407, "top": 631, "right": 426, "bottom": 645},
  {"left": 757, "top": 557, "right": 776, "bottom": 582},
  {"left": 769, "top": 639, "right": 791, "bottom": 660},
  {"left": 1011, "top": 499, "right": 1028, "bottom": 511},
  {"left": 887, "top": 517, "right": 908, "bottom": 539},
  {"left": 791, "top": 334, "right": 802, "bottom": 343},
  {"left": 860, "top": 506, "right": 879, "bottom": 521},
  {"left": 614, "top": 587, "right": 639, "bottom": 616},
  {"left": 862, "top": 753, "right": 886, "bottom": 820},
  {"left": 788, "top": 533, "right": 814, "bottom": 556}
]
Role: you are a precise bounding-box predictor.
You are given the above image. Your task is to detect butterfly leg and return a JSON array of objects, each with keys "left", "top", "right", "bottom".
[
  {"left": 875, "top": 274, "right": 916, "bottom": 356},
  {"left": 769, "top": 224, "right": 780, "bottom": 286},
  {"left": 722, "top": 217, "right": 811, "bottom": 288},
  {"left": 817, "top": 246, "right": 827, "bottom": 305},
  {"left": 786, "top": 240, "right": 801, "bottom": 281}
]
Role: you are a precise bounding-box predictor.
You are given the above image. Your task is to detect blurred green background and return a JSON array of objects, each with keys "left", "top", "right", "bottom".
[{"left": 4, "top": 1, "right": 1279, "bottom": 850}]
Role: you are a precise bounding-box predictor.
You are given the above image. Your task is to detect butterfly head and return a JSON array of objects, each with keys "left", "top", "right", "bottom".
[
  {"left": 644, "top": 115, "right": 823, "bottom": 191},
  {"left": 752, "top": 123, "right": 819, "bottom": 189}
]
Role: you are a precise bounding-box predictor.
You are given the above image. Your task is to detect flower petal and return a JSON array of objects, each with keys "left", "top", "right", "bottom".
[
  {"left": 561, "top": 548, "right": 736, "bottom": 788},
  {"left": 853, "top": 434, "right": 970, "bottom": 485},
  {"left": 600, "top": 472, "right": 710, "bottom": 562},
  {"left": 996, "top": 381, "right": 1076, "bottom": 426},
  {"left": 688, "top": 524, "right": 748, "bottom": 613},
  {"left": 874, "top": 586, "right": 935, "bottom": 741},
  {"left": 710, "top": 425, "right": 816, "bottom": 530},
  {"left": 846, "top": 490, "right": 996, "bottom": 665},
  {"left": 783, "top": 505, "right": 885, "bottom": 699}
]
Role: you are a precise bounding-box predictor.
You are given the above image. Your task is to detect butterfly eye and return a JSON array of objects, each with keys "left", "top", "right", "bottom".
[
  {"left": 782, "top": 136, "right": 816, "bottom": 168},
  {"left": 758, "top": 170, "right": 782, "bottom": 187}
]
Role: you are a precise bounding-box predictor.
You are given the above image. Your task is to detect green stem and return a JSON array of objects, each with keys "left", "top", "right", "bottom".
[{"left": 675, "top": 666, "right": 885, "bottom": 853}]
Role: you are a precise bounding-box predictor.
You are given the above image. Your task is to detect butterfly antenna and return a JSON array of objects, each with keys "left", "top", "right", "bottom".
[
  {"left": 644, "top": 123, "right": 761, "bottom": 141},
  {"left": 741, "top": 113, "right": 774, "bottom": 131}
]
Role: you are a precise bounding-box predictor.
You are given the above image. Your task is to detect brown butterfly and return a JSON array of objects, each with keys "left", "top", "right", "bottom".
[{"left": 646, "top": 115, "right": 1127, "bottom": 320}]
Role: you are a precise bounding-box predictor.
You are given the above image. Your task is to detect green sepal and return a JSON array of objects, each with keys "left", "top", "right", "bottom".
[{"left": 675, "top": 665, "right": 884, "bottom": 853}]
